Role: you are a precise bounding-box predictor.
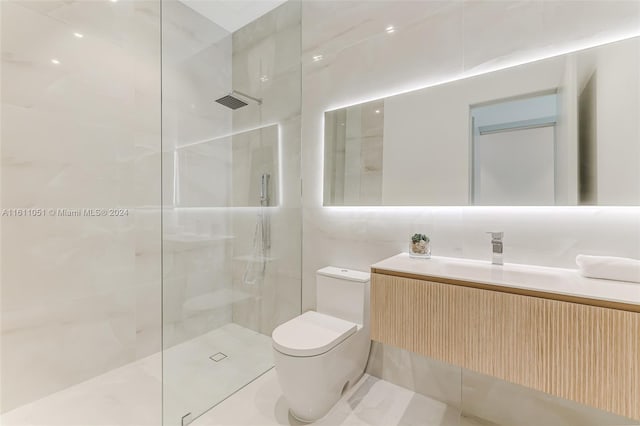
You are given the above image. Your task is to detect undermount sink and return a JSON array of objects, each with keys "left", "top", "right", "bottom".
[{"left": 438, "top": 257, "right": 559, "bottom": 284}]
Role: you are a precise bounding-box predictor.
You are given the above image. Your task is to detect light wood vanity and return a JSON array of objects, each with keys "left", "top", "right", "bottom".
[{"left": 370, "top": 254, "right": 640, "bottom": 420}]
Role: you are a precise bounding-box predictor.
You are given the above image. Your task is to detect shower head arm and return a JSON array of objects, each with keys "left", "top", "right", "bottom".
[{"left": 231, "top": 90, "right": 263, "bottom": 105}]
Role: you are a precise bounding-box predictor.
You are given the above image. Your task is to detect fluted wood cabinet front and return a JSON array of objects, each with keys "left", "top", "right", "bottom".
[{"left": 370, "top": 272, "right": 640, "bottom": 420}]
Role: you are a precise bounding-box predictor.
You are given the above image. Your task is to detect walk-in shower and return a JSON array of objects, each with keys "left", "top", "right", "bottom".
[
  {"left": 161, "top": 1, "right": 302, "bottom": 425},
  {"left": 0, "top": 0, "right": 301, "bottom": 424}
]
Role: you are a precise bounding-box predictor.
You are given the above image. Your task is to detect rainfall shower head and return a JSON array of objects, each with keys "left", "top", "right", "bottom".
[
  {"left": 215, "top": 94, "right": 247, "bottom": 110},
  {"left": 215, "top": 90, "right": 262, "bottom": 109}
]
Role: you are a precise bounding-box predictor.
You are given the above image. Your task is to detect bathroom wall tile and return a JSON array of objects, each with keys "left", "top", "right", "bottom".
[
  {"left": 160, "top": 0, "right": 230, "bottom": 66},
  {"left": 461, "top": 0, "right": 545, "bottom": 73},
  {"left": 1, "top": 0, "right": 162, "bottom": 413},
  {"left": 461, "top": 368, "right": 640, "bottom": 426},
  {"left": 230, "top": 206, "right": 301, "bottom": 335},
  {"left": 462, "top": 1, "right": 640, "bottom": 73},
  {"left": 230, "top": 125, "right": 279, "bottom": 207},
  {"left": 366, "top": 342, "right": 463, "bottom": 410},
  {"left": 1, "top": 214, "right": 135, "bottom": 311},
  {"left": 0, "top": 208, "right": 164, "bottom": 411},
  {"left": 162, "top": 208, "right": 234, "bottom": 349},
  {"left": 177, "top": 138, "right": 232, "bottom": 207},
  {"left": 130, "top": 150, "right": 162, "bottom": 209},
  {"left": 134, "top": 209, "right": 162, "bottom": 359},
  {"left": 301, "top": 2, "right": 464, "bottom": 115},
  {"left": 1, "top": 287, "right": 137, "bottom": 411},
  {"left": 302, "top": 1, "right": 459, "bottom": 62},
  {"left": 302, "top": 206, "right": 449, "bottom": 309},
  {"left": 162, "top": 39, "right": 232, "bottom": 149},
  {"left": 232, "top": 0, "right": 300, "bottom": 54},
  {"left": 542, "top": 0, "right": 640, "bottom": 40},
  {"left": 229, "top": 0, "right": 302, "bottom": 334},
  {"left": 231, "top": 1, "right": 301, "bottom": 134},
  {"left": 1, "top": 104, "right": 135, "bottom": 208},
  {"left": 158, "top": 0, "right": 246, "bottom": 360}
]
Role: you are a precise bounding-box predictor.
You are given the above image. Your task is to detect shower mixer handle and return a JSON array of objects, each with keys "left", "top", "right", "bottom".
[{"left": 260, "top": 173, "right": 271, "bottom": 204}]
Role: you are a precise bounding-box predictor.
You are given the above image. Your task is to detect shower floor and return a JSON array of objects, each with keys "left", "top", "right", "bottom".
[
  {"left": 0, "top": 323, "right": 273, "bottom": 426},
  {"left": 163, "top": 323, "right": 273, "bottom": 424}
]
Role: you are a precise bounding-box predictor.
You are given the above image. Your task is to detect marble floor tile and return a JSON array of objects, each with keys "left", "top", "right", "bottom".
[
  {"left": 0, "top": 354, "right": 162, "bottom": 426},
  {"left": 1, "top": 323, "right": 273, "bottom": 426},
  {"left": 193, "top": 369, "right": 462, "bottom": 426}
]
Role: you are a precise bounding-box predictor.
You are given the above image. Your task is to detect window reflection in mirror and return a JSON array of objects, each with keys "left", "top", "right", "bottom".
[{"left": 470, "top": 92, "right": 558, "bottom": 206}]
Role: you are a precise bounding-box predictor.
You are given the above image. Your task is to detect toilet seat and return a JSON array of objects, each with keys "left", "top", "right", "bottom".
[{"left": 272, "top": 311, "right": 357, "bottom": 357}]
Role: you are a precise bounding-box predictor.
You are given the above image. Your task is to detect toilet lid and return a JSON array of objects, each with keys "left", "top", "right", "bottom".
[{"left": 272, "top": 311, "right": 358, "bottom": 357}]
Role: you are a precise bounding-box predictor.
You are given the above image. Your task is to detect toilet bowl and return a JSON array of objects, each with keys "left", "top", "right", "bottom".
[{"left": 272, "top": 267, "right": 371, "bottom": 422}]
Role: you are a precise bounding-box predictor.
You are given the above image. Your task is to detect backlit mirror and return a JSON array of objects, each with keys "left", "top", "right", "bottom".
[{"left": 323, "top": 37, "right": 640, "bottom": 206}]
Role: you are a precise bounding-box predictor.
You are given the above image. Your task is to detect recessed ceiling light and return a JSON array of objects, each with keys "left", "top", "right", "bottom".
[
  {"left": 109, "top": 0, "right": 118, "bottom": 2},
  {"left": 386, "top": 25, "right": 395, "bottom": 34},
  {"left": 312, "top": 54, "right": 323, "bottom": 62},
  {"left": 73, "top": 32, "right": 84, "bottom": 38},
  {"left": 260, "top": 75, "right": 268, "bottom": 82},
  {"left": 375, "top": 109, "right": 381, "bottom": 114},
  {"left": 51, "top": 58, "right": 60, "bottom": 65}
]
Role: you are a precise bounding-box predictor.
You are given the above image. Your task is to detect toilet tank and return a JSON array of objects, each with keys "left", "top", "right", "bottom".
[{"left": 316, "top": 266, "right": 370, "bottom": 325}]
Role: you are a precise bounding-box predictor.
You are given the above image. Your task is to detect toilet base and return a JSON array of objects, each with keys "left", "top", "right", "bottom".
[
  {"left": 287, "top": 372, "right": 363, "bottom": 424},
  {"left": 273, "top": 326, "right": 370, "bottom": 423},
  {"left": 289, "top": 409, "right": 315, "bottom": 424}
]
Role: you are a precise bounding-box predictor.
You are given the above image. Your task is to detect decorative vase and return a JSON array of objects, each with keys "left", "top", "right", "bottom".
[{"left": 409, "top": 234, "right": 431, "bottom": 259}]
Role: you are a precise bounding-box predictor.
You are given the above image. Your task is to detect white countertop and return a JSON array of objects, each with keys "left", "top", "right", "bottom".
[{"left": 371, "top": 253, "right": 640, "bottom": 307}]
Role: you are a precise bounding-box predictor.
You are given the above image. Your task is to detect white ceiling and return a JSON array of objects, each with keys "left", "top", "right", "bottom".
[{"left": 178, "top": 0, "right": 289, "bottom": 33}]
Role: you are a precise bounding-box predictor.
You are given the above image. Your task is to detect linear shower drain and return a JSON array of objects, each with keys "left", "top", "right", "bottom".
[{"left": 209, "top": 352, "right": 227, "bottom": 362}]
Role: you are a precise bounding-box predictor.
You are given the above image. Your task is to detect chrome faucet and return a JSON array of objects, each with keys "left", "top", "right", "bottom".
[{"left": 486, "top": 232, "right": 504, "bottom": 265}]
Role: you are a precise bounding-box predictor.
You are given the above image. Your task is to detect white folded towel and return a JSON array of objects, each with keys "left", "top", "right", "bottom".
[{"left": 576, "top": 255, "right": 640, "bottom": 283}]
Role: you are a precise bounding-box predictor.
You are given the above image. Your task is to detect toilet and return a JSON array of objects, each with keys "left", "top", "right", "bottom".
[{"left": 272, "top": 266, "right": 371, "bottom": 422}]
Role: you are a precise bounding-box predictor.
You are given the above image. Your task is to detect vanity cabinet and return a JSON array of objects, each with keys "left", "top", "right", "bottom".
[{"left": 370, "top": 271, "right": 640, "bottom": 420}]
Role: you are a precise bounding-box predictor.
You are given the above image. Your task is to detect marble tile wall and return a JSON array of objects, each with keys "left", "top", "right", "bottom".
[
  {"left": 160, "top": 0, "right": 233, "bottom": 350},
  {"left": 1, "top": 0, "right": 162, "bottom": 413},
  {"left": 161, "top": 0, "right": 301, "bottom": 346},
  {"left": 300, "top": 0, "right": 640, "bottom": 424},
  {"left": 161, "top": 208, "right": 234, "bottom": 349},
  {"left": 230, "top": 0, "right": 302, "bottom": 336}
]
